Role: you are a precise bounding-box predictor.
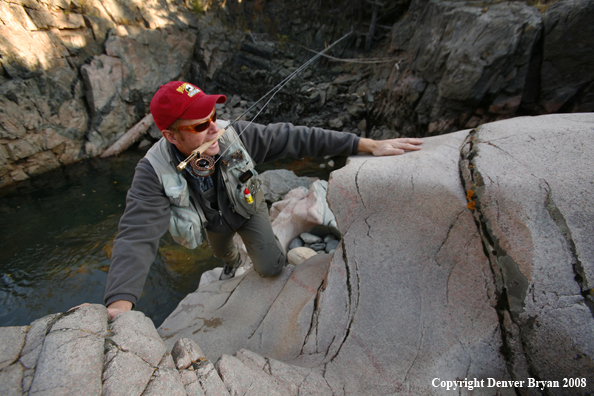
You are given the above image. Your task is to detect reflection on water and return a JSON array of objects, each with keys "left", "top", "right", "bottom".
[{"left": 0, "top": 146, "right": 345, "bottom": 328}]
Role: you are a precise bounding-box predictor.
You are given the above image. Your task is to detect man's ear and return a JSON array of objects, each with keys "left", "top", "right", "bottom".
[{"left": 162, "top": 129, "right": 180, "bottom": 145}]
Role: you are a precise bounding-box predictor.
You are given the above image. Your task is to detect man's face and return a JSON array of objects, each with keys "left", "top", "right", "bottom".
[{"left": 168, "top": 110, "right": 220, "bottom": 157}]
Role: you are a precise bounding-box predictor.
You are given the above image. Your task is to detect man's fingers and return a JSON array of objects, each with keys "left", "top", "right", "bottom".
[
  {"left": 373, "top": 146, "right": 404, "bottom": 156},
  {"left": 398, "top": 142, "right": 423, "bottom": 151},
  {"left": 400, "top": 137, "right": 423, "bottom": 144},
  {"left": 373, "top": 139, "right": 424, "bottom": 156}
]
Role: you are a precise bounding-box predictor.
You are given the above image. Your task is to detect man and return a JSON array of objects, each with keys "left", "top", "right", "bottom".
[{"left": 104, "top": 81, "right": 423, "bottom": 319}]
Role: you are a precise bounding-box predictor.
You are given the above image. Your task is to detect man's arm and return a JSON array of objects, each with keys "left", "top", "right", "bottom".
[
  {"left": 236, "top": 121, "right": 360, "bottom": 164},
  {"left": 236, "top": 121, "right": 422, "bottom": 164},
  {"left": 103, "top": 158, "right": 171, "bottom": 319}
]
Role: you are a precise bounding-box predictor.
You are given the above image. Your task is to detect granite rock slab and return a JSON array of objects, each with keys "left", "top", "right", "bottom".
[
  {"left": 460, "top": 113, "right": 594, "bottom": 392},
  {"left": 321, "top": 130, "right": 512, "bottom": 394},
  {"left": 28, "top": 305, "right": 108, "bottom": 396},
  {"left": 159, "top": 253, "right": 332, "bottom": 363}
]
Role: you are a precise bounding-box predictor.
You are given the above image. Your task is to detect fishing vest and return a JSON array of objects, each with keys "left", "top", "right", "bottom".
[{"left": 145, "top": 120, "right": 263, "bottom": 249}]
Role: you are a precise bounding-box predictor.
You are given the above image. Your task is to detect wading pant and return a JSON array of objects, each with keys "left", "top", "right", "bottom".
[{"left": 206, "top": 202, "right": 286, "bottom": 277}]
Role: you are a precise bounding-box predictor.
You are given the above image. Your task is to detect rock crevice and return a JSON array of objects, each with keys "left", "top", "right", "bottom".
[
  {"left": 461, "top": 129, "right": 530, "bottom": 319},
  {"left": 544, "top": 186, "right": 594, "bottom": 317}
]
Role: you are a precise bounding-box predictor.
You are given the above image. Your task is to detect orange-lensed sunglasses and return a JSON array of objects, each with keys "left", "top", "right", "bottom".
[{"left": 178, "top": 110, "right": 217, "bottom": 133}]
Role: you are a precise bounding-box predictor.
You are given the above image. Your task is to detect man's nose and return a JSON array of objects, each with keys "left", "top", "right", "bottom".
[{"left": 208, "top": 120, "right": 219, "bottom": 135}]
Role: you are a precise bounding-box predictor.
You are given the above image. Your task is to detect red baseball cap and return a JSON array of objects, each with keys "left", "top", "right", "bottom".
[{"left": 150, "top": 81, "right": 227, "bottom": 131}]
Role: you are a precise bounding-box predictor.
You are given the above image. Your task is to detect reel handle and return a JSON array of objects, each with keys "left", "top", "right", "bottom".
[{"left": 176, "top": 127, "right": 227, "bottom": 171}]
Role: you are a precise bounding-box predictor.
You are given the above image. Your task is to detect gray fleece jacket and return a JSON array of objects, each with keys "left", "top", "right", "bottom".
[{"left": 104, "top": 120, "right": 360, "bottom": 307}]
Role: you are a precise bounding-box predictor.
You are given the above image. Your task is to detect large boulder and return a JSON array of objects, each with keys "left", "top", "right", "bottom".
[
  {"left": 374, "top": 0, "right": 542, "bottom": 137},
  {"left": 460, "top": 114, "right": 594, "bottom": 389},
  {"left": 159, "top": 128, "right": 511, "bottom": 394},
  {"left": 319, "top": 130, "right": 511, "bottom": 394},
  {"left": 160, "top": 113, "right": 594, "bottom": 395}
]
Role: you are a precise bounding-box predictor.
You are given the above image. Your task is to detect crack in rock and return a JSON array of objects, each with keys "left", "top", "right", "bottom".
[
  {"left": 103, "top": 336, "right": 161, "bottom": 369},
  {"left": 434, "top": 209, "right": 465, "bottom": 262},
  {"left": 327, "top": 245, "right": 360, "bottom": 364},
  {"left": 354, "top": 160, "right": 369, "bottom": 211},
  {"left": 544, "top": 184, "right": 594, "bottom": 317},
  {"left": 247, "top": 267, "right": 295, "bottom": 341},
  {"left": 300, "top": 280, "right": 325, "bottom": 357},
  {"left": 216, "top": 276, "right": 247, "bottom": 311},
  {"left": 459, "top": 128, "right": 533, "bottom": 383},
  {"left": 460, "top": 129, "right": 529, "bottom": 320}
]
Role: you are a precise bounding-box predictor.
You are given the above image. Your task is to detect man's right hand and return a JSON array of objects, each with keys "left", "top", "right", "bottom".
[{"left": 107, "top": 300, "right": 133, "bottom": 319}]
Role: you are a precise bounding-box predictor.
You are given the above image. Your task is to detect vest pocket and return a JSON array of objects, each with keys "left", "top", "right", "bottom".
[
  {"left": 169, "top": 205, "right": 203, "bottom": 249},
  {"left": 162, "top": 174, "right": 189, "bottom": 207},
  {"left": 234, "top": 176, "right": 263, "bottom": 216}
]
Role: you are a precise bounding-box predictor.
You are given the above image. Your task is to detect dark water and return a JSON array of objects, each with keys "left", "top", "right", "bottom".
[{"left": 0, "top": 146, "right": 345, "bottom": 328}]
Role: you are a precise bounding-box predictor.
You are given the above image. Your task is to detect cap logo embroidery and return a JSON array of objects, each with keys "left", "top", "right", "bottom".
[{"left": 176, "top": 83, "right": 201, "bottom": 97}]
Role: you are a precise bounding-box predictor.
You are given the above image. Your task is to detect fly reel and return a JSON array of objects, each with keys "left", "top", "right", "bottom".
[{"left": 189, "top": 155, "right": 215, "bottom": 177}]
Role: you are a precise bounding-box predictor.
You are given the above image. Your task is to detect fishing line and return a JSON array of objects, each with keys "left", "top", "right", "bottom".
[
  {"left": 215, "top": 30, "right": 353, "bottom": 164},
  {"left": 177, "top": 31, "right": 352, "bottom": 172}
]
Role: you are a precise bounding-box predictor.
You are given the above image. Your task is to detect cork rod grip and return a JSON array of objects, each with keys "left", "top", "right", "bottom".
[{"left": 176, "top": 127, "right": 227, "bottom": 171}]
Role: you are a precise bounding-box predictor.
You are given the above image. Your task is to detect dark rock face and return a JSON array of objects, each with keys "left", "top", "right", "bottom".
[
  {"left": 373, "top": 0, "right": 542, "bottom": 137},
  {"left": 371, "top": 0, "right": 594, "bottom": 138},
  {"left": 538, "top": 0, "right": 594, "bottom": 113}
]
